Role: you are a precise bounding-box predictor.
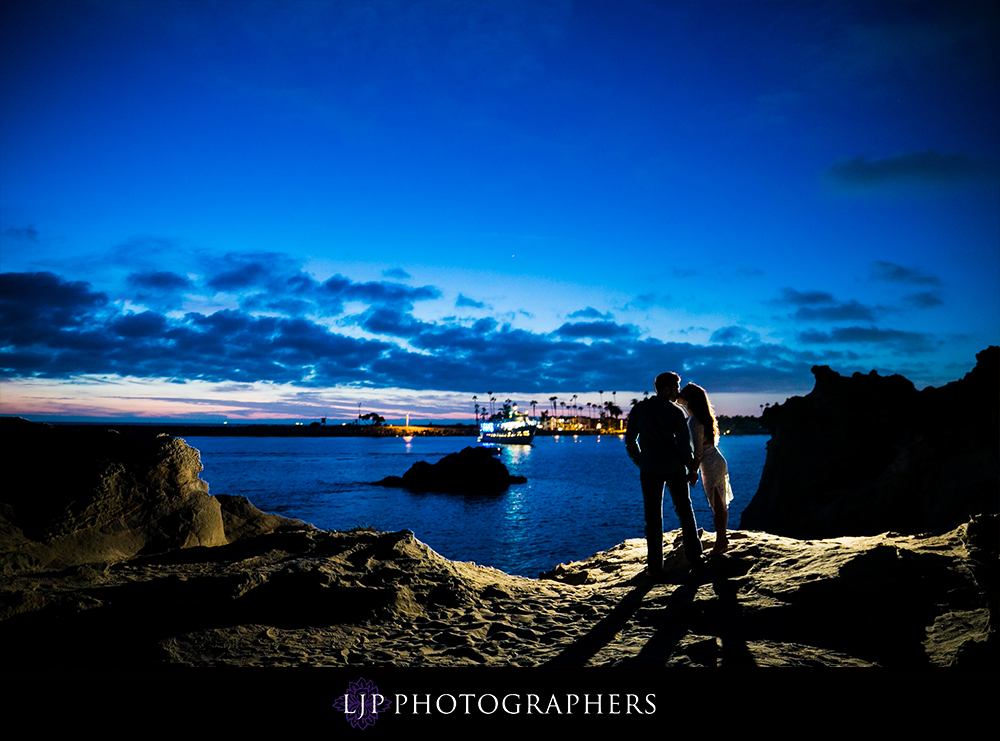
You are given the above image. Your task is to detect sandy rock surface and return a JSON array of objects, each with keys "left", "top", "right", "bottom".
[{"left": 1, "top": 516, "right": 993, "bottom": 668}]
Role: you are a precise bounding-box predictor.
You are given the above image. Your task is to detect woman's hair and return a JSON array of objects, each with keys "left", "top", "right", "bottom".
[{"left": 680, "top": 383, "right": 718, "bottom": 446}]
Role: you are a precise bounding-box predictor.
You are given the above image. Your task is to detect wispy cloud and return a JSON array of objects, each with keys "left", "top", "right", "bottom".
[
  {"left": 629, "top": 292, "right": 672, "bottom": 311},
  {"left": 551, "top": 321, "right": 637, "bottom": 340},
  {"left": 773, "top": 287, "right": 836, "bottom": 306},
  {"left": 127, "top": 270, "right": 193, "bottom": 291},
  {"left": 3, "top": 225, "right": 39, "bottom": 242},
  {"left": 826, "top": 151, "right": 999, "bottom": 190},
  {"left": 902, "top": 291, "right": 944, "bottom": 309},
  {"left": 870, "top": 261, "right": 943, "bottom": 286},
  {"left": 797, "top": 326, "right": 937, "bottom": 355},
  {"left": 567, "top": 307, "right": 613, "bottom": 320},
  {"left": 710, "top": 326, "right": 761, "bottom": 346},
  {"left": 772, "top": 287, "right": 878, "bottom": 321},
  {"left": 792, "top": 301, "right": 876, "bottom": 322}
]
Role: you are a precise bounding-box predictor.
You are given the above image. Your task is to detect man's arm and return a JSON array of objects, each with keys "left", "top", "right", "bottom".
[
  {"left": 624, "top": 408, "right": 641, "bottom": 468},
  {"left": 672, "top": 408, "right": 695, "bottom": 477}
]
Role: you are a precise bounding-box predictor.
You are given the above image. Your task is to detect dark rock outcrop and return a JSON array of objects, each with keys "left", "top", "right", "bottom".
[
  {"left": 740, "top": 347, "right": 999, "bottom": 539},
  {"left": 0, "top": 417, "right": 307, "bottom": 574},
  {"left": 373, "top": 445, "right": 527, "bottom": 494}
]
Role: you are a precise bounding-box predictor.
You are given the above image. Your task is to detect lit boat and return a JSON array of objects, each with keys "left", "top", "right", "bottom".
[{"left": 478, "top": 407, "right": 537, "bottom": 444}]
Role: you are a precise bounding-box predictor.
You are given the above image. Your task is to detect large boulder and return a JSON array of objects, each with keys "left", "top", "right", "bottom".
[
  {"left": 374, "top": 446, "right": 527, "bottom": 494},
  {"left": 1, "top": 417, "right": 229, "bottom": 573},
  {"left": 740, "top": 347, "right": 999, "bottom": 538}
]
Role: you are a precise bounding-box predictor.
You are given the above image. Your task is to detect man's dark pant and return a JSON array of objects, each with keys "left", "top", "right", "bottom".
[{"left": 640, "top": 471, "right": 702, "bottom": 570}]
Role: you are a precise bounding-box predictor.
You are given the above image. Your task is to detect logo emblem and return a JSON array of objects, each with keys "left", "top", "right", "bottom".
[{"left": 333, "top": 677, "right": 392, "bottom": 729}]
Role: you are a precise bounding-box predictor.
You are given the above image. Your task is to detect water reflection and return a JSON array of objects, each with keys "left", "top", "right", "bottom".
[
  {"left": 504, "top": 444, "right": 532, "bottom": 466},
  {"left": 187, "top": 434, "right": 768, "bottom": 577}
]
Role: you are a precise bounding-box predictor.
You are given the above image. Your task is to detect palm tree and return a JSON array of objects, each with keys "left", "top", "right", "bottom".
[
  {"left": 606, "top": 403, "right": 623, "bottom": 430},
  {"left": 549, "top": 396, "right": 558, "bottom": 414},
  {"left": 530, "top": 400, "right": 538, "bottom": 417}
]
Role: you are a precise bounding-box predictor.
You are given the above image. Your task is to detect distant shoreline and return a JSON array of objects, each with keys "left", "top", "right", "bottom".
[{"left": 37, "top": 416, "right": 766, "bottom": 438}]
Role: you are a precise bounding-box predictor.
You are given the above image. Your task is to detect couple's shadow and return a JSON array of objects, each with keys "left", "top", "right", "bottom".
[{"left": 543, "top": 548, "right": 754, "bottom": 667}]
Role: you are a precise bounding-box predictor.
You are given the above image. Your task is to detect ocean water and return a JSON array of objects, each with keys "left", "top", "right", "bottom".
[{"left": 185, "top": 434, "right": 769, "bottom": 578}]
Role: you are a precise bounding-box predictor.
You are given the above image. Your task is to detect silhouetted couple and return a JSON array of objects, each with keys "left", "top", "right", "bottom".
[{"left": 625, "top": 372, "right": 733, "bottom": 577}]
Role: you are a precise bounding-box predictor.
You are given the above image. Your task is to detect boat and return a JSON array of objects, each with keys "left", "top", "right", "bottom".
[{"left": 478, "top": 405, "right": 537, "bottom": 444}]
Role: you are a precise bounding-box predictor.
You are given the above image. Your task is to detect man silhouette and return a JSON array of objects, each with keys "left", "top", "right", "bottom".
[{"left": 625, "top": 372, "right": 703, "bottom": 575}]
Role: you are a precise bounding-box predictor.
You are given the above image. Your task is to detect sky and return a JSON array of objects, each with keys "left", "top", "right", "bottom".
[{"left": 1, "top": 0, "right": 998, "bottom": 423}]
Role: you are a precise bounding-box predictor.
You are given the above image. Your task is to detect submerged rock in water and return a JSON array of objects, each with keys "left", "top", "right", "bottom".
[{"left": 373, "top": 445, "right": 527, "bottom": 494}]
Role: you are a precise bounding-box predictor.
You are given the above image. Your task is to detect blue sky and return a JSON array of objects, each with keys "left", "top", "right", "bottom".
[{"left": 2, "top": 0, "right": 998, "bottom": 422}]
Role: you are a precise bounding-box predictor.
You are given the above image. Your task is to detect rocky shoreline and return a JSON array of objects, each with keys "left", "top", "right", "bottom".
[
  {"left": 1, "top": 349, "right": 996, "bottom": 670},
  {"left": 1, "top": 517, "right": 993, "bottom": 668}
]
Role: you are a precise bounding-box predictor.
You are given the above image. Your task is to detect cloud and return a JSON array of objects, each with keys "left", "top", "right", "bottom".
[
  {"left": 797, "top": 325, "right": 937, "bottom": 354},
  {"left": 3, "top": 225, "right": 39, "bottom": 242},
  {"left": 211, "top": 267, "right": 441, "bottom": 318},
  {"left": 456, "top": 293, "right": 486, "bottom": 309},
  {"left": 324, "top": 274, "right": 441, "bottom": 310},
  {"left": 205, "top": 252, "right": 304, "bottom": 292},
  {"left": 111, "top": 311, "right": 170, "bottom": 339},
  {"left": 825, "top": 151, "right": 999, "bottom": 190},
  {"left": 382, "top": 268, "right": 411, "bottom": 279},
  {"left": 0, "top": 267, "right": 867, "bottom": 397},
  {"left": 551, "top": 321, "right": 638, "bottom": 340},
  {"left": 869, "top": 261, "right": 942, "bottom": 286},
  {"left": 793, "top": 300, "right": 877, "bottom": 322},
  {"left": 772, "top": 287, "right": 879, "bottom": 321},
  {"left": 567, "top": 307, "right": 613, "bottom": 320},
  {"left": 710, "top": 326, "right": 761, "bottom": 345},
  {"left": 773, "top": 287, "right": 836, "bottom": 306},
  {"left": 902, "top": 291, "right": 943, "bottom": 309},
  {"left": 629, "top": 292, "right": 671, "bottom": 311},
  {"left": 127, "top": 270, "right": 193, "bottom": 290},
  {"left": 207, "top": 262, "right": 273, "bottom": 292},
  {"left": 0, "top": 272, "right": 108, "bottom": 345},
  {"left": 353, "top": 307, "right": 428, "bottom": 338}
]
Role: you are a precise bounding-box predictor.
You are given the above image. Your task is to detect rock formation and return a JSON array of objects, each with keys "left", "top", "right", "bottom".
[
  {"left": 0, "top": 514, "right": 993, "bottom": 667},
  {"left": 740, "top": 346, "right": 999, "bottom": 539},
  {"left": 373, "top": 445, "right": 527, "bottom": 494},
  {"left": 0, "top": 417, "right": 306, "bottom": 575}
]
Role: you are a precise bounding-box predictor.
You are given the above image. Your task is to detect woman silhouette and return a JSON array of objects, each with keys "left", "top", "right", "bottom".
[{"left": 678, "top": 383, "right": 734, "bottom": 555}]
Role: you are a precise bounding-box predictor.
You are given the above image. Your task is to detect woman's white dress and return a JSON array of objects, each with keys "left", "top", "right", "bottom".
[{"left": 688, "top": 416, "right": 734, "bottom": 515}]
